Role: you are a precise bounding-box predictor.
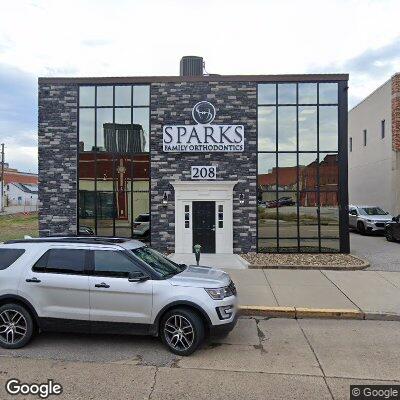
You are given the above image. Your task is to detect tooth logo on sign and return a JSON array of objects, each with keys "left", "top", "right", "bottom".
[{"left": 192, "top": 101, "right": 216, "bottom": 124}]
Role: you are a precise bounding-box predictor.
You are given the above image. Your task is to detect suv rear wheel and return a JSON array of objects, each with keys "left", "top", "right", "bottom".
[
  {"left": 357, "top": 221, "right": 366, "bottom": 235},
  {"left": 160, "top": 308, "right": 205, "bottom": 356},
  {"left": 0, "top": 304, "right": 34, "bottom": 349},
  {"left": 386, "top": 228, "right": 395, "bottom": 242}
]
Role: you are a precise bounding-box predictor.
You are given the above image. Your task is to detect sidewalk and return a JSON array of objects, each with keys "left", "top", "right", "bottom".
[{"left": 223, "top": 269, "right": 400, "bottom": 320}]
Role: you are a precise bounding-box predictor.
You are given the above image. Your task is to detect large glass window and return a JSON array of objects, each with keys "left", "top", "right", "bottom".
[
  {"left": 257, "top": 82, "right": 341, "bottom": 253},
  {"left": 78, "top": 84, "right": 150, "bottom": 241}
]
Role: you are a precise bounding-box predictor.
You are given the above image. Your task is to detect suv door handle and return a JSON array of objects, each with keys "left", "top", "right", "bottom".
[
  {"left": 95, "top": 282, "right": 110, "bottom": 288},
  {"left": 26, "top": 277, "right": 41, "bottom": 283}
]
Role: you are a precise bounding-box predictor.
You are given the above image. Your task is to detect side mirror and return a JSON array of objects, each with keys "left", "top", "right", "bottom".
[{"left": 128, "top": 271, "right": 150, "bottom": 283}]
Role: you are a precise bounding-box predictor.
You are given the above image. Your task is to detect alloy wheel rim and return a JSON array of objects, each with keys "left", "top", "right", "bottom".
[
  {"left": 0, "top": 310, "right": 27, "bottom": 345},
  {"left": 164, "top": 315, "right": 194, "bottom": 351}
]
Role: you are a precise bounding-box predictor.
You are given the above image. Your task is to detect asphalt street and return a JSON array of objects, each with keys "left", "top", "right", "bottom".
[
  {"left": 350, "top": 231, "right": 400, "bottom": 271},
  {"left": 0, "top": 318, "right": 399, "bottom": 399}
]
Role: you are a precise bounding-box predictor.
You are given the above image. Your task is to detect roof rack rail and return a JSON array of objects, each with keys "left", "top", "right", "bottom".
[{"left": 4, "top": 237, "right": 131, "bottom": 245}]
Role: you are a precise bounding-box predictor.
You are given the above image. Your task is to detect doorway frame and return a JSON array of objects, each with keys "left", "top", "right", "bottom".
[{"left": 171, "top": 181, "right": 238, "bottom": 254}]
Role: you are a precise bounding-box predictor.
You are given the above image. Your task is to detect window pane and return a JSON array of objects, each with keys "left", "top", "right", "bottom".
[
  {"left": 279, "top": 239, "right": 298, "bottom": 253},
  {"left": 115, "top": 108, "right": 131, "bottom": 124},
  {"left": 277, "top": 153, "right": 297, "bottom": 191},
  {"left": 79, "top": 108, "right": 95, "bottom": 152},
  {"left": 133, "top": 85, "right": 150, "bottom": 106},
  {"left": 298, "top": 106, "right": 317, "bottom": 151},
  {"left": 300, "top": 239, "right": 320, "bottom": 253},
  {"left": 321, "top": 239, "right": 340, "bottom": 253},
  {"left": 319, "top": 83, "right": 338, "bottom": 104},
  {"left": 133, "top": 108, "right": 149, "bottom": 152},
  {"left": 115, "top": 191, "right": 132, "bottom": 238},
  {"left": 320, "top": 202, "right": 339, "bottom": 238},
  {"left": 278, "top": 106, "right": 296, "bottom": 151},
  {"left": 278, "top": 84, "right": 296, "bottom": 104},
  {"left": 278, "top": 195, "right": 297, "bottom": 237},
  {"left": 96, "top": 191, "right": 114, "bottom": 237},
  {"left": 258, "top": 153, "right": 276, "bottom": 189},
  {"left": 46, "top": 249, "right": 86, "bottom": 273},
  {"left": 299, "top": 83, "right": 317, "bottom": 104},
  {"left": 319, "top": 153, "right": 338, "bottom": 190},
  {"left": 258, "top": 205, "right": 277, "bottom": 238},
  {"left": 258, "top": 106, "right": 276, "bottom": 151},
  {"left": 115, "top": 85, "right": 131, "bottom": 106},
  {"left": 96, "top": 108, "right": 113, "bottom": 152},
  {"left": 299, "top": 204, "right": 319, "bottom": 238},
  {"left": 258, "top": 84, "right": 276, "bottom": 104},
  {"left": 0, "top": 249, "right": 25, "bottom": 270},
  {"left": 94, "top": 250, "right": 140, "bottom": 277},
  {"left": 319, "top": 106, "right": 338, "bottom": 151},
  {"left": 258, "top": 239, "right": 278, "bottom": 253},
  {"left": 97, "top": 86, "right": 113, "bottom": 106},
  {"left": 299, "top": 153, "right": 318, "bottom": 191},
  {"left": 79, "top": 86, "right": 95, "bottom": 107}
]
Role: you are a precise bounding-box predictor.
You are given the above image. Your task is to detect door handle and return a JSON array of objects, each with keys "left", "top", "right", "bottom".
[
  {"left": 95, "top": 282, "right": 110, "bottom": 288},
  {"left": 26, "top": 277, "right": 41, "bottom": 283}
]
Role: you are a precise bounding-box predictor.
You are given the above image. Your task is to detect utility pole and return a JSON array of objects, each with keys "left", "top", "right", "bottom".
[{"left": 1, "top": 143, "right": 4, "bottom": 213}]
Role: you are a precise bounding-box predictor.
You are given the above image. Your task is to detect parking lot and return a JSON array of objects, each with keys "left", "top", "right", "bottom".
[
  {"left": 1, "top": 318, "right": 399, "bottom": 400},
  {"left": 350, "top": 231, "right": 400, "bottom": 271}
]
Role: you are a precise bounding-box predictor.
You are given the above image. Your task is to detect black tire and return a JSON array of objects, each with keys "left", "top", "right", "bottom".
[
  {"left": 357, "top": 221, "right": 366, "bottom": 235},
  {"left": 160, "top": 308, "right": 205, "bottom": 356},
  {"left": 0, "top": 304, "right": 34, "bottom": 349},
  {"left": 386, "top": 228, "right": 395, "bottom": 242}
]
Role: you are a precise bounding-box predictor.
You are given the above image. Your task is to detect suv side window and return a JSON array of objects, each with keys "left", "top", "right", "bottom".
[
  {"left": 93, "top": 250, "right": 142, "bottom": 278},
  {"left": 0, "top": 249, "right": 25, "bottom": 270},
  {"left": 32, "top": 249, "right": 87, "bottom": 274}
]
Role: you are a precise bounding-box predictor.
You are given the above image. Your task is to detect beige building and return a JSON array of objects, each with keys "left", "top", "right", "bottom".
[{"left": 348, "top": 73, "right": 400, "bottom": 216}]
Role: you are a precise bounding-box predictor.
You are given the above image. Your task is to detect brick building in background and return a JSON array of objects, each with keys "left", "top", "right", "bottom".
[{"left": 349, "top": 73, "right": 400, "bottom": 215}]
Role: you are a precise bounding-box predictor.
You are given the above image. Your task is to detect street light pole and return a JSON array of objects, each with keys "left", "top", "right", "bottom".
[{"left": 1, "top": 143, "right": 4, "bottom": 213}]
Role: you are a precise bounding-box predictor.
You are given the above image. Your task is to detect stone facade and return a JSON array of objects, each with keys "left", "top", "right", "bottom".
[
  {"left": 150, "top": 81, "right": 257, "bottom": 253},
  {"left": 38, "top": 83, "right": 78, "bottom": 236},
  {"left": 392, "top": 73, "right": 400, "bottom": 152}
]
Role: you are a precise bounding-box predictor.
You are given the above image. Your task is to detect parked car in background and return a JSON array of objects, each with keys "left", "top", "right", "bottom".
[
  {"left": 132, "top": 213, "right": 150, "bottom": 240},
  {"left": 78, "top": 226, "right": 94, "bottom": 236},
  {"left": 385, "top": 215, "right": 400, "bottom": 242},
  {"left": 277, "top": 197, "right": 296, "bottom": 207},
  {"left": 349, "top": 205, "right": 393, "bottom": 234}
]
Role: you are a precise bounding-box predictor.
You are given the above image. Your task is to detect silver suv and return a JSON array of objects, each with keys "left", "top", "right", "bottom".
[
  {"left": 349, "top": 205, "right": 393, "bottom": 235},
  {"left": 0, "top": 237, "right": 237, "bottom": 355}
]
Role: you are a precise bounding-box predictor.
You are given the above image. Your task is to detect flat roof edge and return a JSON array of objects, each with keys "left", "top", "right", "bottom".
[{"left": 38, "top": 73, "right": 349, "bottom": 85}]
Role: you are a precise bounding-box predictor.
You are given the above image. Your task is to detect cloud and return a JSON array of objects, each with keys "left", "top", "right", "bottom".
[{"left": 0, "top": 63, "right": 37, "bottom": 172}]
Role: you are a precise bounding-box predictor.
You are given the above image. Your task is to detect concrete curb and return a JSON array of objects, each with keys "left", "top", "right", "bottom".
[{"left": 239, "top": 306, "right": 400, "bottom": 321}]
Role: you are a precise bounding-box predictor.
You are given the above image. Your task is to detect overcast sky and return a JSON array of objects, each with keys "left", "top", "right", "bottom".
[{"left": 1, "top": 0, "right": 400, "bottom": 173}]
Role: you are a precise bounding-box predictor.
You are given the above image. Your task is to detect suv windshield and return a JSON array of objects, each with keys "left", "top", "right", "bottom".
[
  {"left": 360, "top": 207, "right": 387, "bottom": 216},
  {"left": 132, "top": 247, "right": 185, "bottom": 278}
]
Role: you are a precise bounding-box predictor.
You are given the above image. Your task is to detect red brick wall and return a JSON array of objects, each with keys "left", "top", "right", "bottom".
[{"left": 392, "top": 73, "right": 400, "bottom": 151}]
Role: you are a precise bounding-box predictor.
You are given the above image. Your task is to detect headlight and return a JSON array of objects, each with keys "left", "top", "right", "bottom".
[{"left": 205, "top": 285, "right": 235, "bottom": 300}]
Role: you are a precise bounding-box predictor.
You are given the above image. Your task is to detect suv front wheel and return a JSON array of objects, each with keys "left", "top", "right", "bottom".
[
  {"left": 0, "top": 304, "right": 34, "bottom": 349},
  {"left": 160, "top": 308, "right": 205, "bottom": 356}
]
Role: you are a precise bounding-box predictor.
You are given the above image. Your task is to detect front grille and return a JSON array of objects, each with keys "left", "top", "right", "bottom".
[
  {"left": 375, "top": 223, "right": 385, "bottom": 228},
  {"left": 228, "top": 280, "right": 237, "bottom": 296}
]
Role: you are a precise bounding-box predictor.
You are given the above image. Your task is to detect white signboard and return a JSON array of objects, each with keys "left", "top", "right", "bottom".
[
  {"left": 163, "top": 101, "right": 245, "bottom": 153},
  {"left": 191, "top": 166, "right": 217, "bottom": 180}
]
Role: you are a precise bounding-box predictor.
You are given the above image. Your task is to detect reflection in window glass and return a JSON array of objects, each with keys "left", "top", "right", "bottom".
[
  {"left": 258, "top": 153, "right": 276, "bottom": 189},
  {"left": 278, "top": 84, "right": 296, "bottom": 104},
  {"left": 278, "top": 197, "right": 297, "bottom": 238},
  {"left": 258, "top": 106, "right": 276, "bottom": 151},
  {"left": 299, "top": 205, "right": 319, "bottom": 238},
  {"left": 133, "top": 108, "right": 149, "bottom": 152},
  {"left": 96, "top": 108, "right": 113, "bottom": 151},
  {"left": 277, "top": 153, "right": 297, "bottom": 191},
  {"left": 278, "top": 106, "right": 296, "bottom": 151},
  {"left": 320, "top": 203, "right": 339, "bottom": 238},
  {"left": 97, "top": 86, "right": 113, "bottom": 106},
  {"left": 115, "top": 108, "right": 131, "bottom": 124},
  {"left": 258, "top": 206, "right": 277, "bottom": 238},
  {"left": 79, "top": 108, "right": 95, "bottom": 152},
  {"left": 299, "top": 153, "right": 318, "bottom": 191},
  {"left": 79, "top": 86, "right": 95, "bottom": 107},
  {"left": 258, "top": 84, "right": 276, "bottom": 104},
  {"left": 319, "top": 153, "right": 338, "bottom": 190},
  {"left": 258, "top": 239, "right": 278, "bottom": 253},
  {"left": 321, "top": 239, "right": 340, "bottom": 253},
  {"left": 278, "top": 239, "right": 298, "bottom": 253},
  {"left": 115, "top": 86, "right": 131, "bottom": 106},
  {"left": 298, "top": 106, "right": 317, "bottom": 151},
  {"left": 319, "top": 83, "right": 338, "bottom": 104},
  {"left": 133, "top": 85, "right": 150, "bottom": 106},
  {"left": 319, "top": 106, "right": 338, "bottom": 151},
  {"left": 298, "top": 83, "right": 317, "bottom": 104},
  {"left": 300, "top": 239, "right": 320, "bottom": 253}
]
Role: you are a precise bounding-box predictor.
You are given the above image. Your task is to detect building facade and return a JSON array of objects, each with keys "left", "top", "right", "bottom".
[
  {"left": 348, "top": 73, "right": 400, "bottom": 216},
  {"left": 38, "top": 60, "right": 349, "bottom": 253}
]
